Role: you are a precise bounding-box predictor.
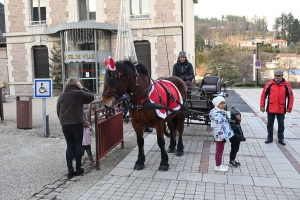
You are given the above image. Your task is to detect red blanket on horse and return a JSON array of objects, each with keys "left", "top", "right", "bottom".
[{"left": 148, "top": 80, "right": 183, "bottom": 119}]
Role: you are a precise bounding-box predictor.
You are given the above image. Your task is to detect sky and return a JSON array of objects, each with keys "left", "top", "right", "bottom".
[{"left": 194, "top": 0, "right": 300, "bottom": 31}]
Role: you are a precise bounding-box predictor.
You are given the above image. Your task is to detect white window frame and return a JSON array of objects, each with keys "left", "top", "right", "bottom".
[
  {"left": 130, "top": 0, "right": 150, "bottom": 19},
  {"left": 30, "top": 0, "right": 47, "bottom": 25}
]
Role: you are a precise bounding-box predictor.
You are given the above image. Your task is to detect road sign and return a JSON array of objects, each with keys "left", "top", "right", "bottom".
[
  {"left": 34, "top": 79, "right": 53, "bottom": 98},
  {"left": 255, "top": 60, "right": 261, "bottom": 69}
]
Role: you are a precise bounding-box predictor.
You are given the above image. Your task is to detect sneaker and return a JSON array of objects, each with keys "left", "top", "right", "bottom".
[
  {"left": 233, "top": 160, "right": 241, "bottom": 166},
  {"left": 229, "top": 160, "right": 238, "bottom": 168},
  {"left": 74, "top": 168, "right": 84, "bottom": 176},
  {"left": 215, "top": 165, "right": 228, "bottom": 172},
  {"left": 221, "top": 165, "right": 229, "bottom": 169},
  {"left": 90, "top": 161, "right": 96, "bottom": 166}
]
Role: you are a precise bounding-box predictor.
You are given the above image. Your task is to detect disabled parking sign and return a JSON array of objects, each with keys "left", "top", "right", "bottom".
[{"left": 34, "top": 79, "right": 52, "bottom": 98}]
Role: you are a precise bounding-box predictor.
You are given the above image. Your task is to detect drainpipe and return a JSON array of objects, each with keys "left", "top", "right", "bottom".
[{"left": 181, "top": 0, "right": 184, "bottom": 51}]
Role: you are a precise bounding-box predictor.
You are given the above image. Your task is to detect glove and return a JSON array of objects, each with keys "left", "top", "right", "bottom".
[
  {"left": 286, "top": 109, "right": 292, "bottom": 113},
  {"left": 221, "top": 139, "right": 226, "bottom": 143},
  {"left": 260, "top": 107, "right": 265, "bottom": 112},
  {"left": 183, "top": 77, "right": 187, "bottom": 81}
]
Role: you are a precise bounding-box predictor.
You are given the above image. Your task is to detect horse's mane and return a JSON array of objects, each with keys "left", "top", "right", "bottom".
[{"left": 115, "top": 59, "right": 149, "bottom": 79}]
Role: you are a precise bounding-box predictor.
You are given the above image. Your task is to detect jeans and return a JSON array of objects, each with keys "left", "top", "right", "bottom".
[
  {"left": 215, "top": 141, "right": 225, "bottom": 166},
  {"left": 267, "top": 113, "right": 285, "bottom": 141},
  {"left": 62, "top": 124, "right": 84, "bottom": 169},
  {"left": 230, "top": 142, "right": 240, "bottom": 161}
]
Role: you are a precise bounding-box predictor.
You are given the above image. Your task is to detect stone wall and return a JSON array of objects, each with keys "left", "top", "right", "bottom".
[
  {"left": 105, "top": 0, "right": 121, "bottom": 24},
  {"left": 7, "top": 0, "right": 26, "bottom": 32},
  {"left": 11, "top": 43, "right": 27, "bottom": 82},
  {"left": 49, "top": 0, "right": 68, "bottom": 26},
  {"left": 154, "top": 0, "right": 176, "bottom": 24},
  {"left": 155, "top": 35, "right": 176, "bottom": 77}
]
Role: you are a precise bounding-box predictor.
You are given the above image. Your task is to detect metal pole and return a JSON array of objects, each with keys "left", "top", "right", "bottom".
[
  {"left": 256, "top": 43, "right": 259, "bottom": 86},
  {"left": 42, "top": 98, "right": 46, "bottom": 137},
  {"left": 94, "top": 29, "right": 99, "bottom": 96},
  {"left": 253, "top": 49, "right": 256, "bottom": 81}
]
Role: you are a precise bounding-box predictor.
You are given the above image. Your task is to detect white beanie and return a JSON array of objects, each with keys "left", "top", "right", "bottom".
[{"left": 212, "top": 96, "right": 226, "bottom": 108}]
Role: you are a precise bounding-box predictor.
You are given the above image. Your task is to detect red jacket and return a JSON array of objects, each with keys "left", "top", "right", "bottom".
[{"left": 260, "top": 78, "right": 294, "bottom": 114}]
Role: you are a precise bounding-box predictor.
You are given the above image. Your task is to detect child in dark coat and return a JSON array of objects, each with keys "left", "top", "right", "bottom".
[{"left": 229, "top": 106, "right": 246, "bottom": 167}]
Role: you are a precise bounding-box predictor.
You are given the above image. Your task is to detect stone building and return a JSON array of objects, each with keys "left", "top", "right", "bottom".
[{"left": 4, "top": 0, "right": 197, "bottom": 96}]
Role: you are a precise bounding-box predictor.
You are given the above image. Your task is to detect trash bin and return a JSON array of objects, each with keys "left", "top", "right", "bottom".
[{"left": 16, "top": 96, "right": 32, "bottom": 129}]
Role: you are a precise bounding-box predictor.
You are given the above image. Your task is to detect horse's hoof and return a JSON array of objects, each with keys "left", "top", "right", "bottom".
[
  {"left": 167, "top": 148, "right": 176, "bottom": 153},
  {"left": 159, "top": 165, "right": 169, "bottom": 171},
  {"left": 134, "top": 164, "right": 144, "bottom": 170},
  {"left": 175, "top": 151, "right": 184, "bottom": 156}
]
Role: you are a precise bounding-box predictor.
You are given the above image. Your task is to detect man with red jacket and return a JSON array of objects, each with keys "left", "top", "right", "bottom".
[{"left": 260, "top": 70, "right": 294, "bottom": 145}]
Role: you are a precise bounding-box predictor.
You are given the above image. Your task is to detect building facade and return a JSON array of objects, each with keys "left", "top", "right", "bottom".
[{"left": 4, "top": 0, "right": 197, "bottom": 96}]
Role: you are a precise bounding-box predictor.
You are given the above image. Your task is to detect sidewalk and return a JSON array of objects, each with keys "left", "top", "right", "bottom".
[
  {"left": 1, "top": 88, "right": 300, "bottom": 200},
  {"left": 65, "top": 88, "right": 300, "bottom": 200}
]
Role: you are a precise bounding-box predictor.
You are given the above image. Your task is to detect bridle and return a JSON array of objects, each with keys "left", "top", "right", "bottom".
[{"left": 102, "top": 63, "right": 151, "bottom": 106}]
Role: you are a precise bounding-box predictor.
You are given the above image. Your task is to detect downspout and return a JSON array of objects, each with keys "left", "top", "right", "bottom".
[{"left": 181, "top": 0, "right": 184, "bottom": 51}]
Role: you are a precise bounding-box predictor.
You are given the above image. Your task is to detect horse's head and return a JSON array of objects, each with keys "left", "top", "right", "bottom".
[{"left": 102, "top": 57, "right": 129, "bottom": 108}]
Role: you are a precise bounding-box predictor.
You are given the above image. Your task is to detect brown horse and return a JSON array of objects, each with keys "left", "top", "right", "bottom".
[{"left": 102, "top": 58, "right": 187, "bottom": 171}]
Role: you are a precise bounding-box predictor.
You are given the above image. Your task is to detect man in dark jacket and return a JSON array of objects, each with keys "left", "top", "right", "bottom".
[
  {"left": 260, "top": 70, "right": 294, "bottom": 145},
  {"left": 57, "top": 78, "right": 94, "bottom": 178},
  {"left": 172, "top": 51, "right": 194, "bottom": 86}
]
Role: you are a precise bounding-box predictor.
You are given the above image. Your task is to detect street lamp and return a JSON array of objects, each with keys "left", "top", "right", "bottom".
[
  {"left": 251, "top": 36, "right": 265, "bottom": 85},
  {"left": 216, "top": 66, "right": 222, "bottom": 78}
]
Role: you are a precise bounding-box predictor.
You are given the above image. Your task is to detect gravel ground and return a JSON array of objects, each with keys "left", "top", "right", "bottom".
[{"left": 0, "top": 96, "right": 136, "bottom": 200}]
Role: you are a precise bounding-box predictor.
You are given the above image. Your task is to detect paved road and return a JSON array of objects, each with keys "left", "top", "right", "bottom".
[{"left": 226, "top": 90, "right": 254, "bottom": 113}]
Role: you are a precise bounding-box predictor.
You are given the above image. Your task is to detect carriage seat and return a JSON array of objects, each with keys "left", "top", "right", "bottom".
[{"left": 199, "top": 76, "right": 221, "bottom": 93}]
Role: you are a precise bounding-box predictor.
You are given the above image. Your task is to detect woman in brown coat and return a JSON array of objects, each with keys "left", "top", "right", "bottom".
[{"left": 57, "top": 78, "right": 94, "bottom": 178}]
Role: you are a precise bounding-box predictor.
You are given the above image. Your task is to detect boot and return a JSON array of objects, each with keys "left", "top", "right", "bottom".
[
  {"left": 67, "top": 167, "right": 75, "bottom": 179},
  {"left": 75, "top": 167, "right": 84, "bottom": 176}
]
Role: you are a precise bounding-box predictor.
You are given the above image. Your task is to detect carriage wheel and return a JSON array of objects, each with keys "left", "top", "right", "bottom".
[{"left": 164, "top": 122, "right": 170, "bottom": 137}]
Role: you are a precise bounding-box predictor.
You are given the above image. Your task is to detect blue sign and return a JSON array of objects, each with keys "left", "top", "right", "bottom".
[
  {"left": 255, "top": 60, "right": 261, "bottom": 67},
  {"left": 34, "top": 79, "right": 53, "bottom": 98}
]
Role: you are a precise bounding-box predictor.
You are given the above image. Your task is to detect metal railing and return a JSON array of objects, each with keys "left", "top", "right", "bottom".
[
  {"left": 129, "top": 14, "right": 150, "bottom": 19},
  {"left": 29, "top": 20, "right": 47, "bottom": 26},
  {"left": 95, "top": 107, "right": 124, "bottom": 170}
]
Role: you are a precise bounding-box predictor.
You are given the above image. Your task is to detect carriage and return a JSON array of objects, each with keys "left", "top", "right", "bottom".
[{"left": 101, "top": 58, "right": 228, "bottom": 171}]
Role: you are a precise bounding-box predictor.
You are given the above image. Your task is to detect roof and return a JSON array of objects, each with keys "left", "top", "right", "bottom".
[
  {"left": 275, "top": 53, "right": 299, "bottom": 58},
  {"left": 273, "top": 40, "right": 287, "bottom": 42},
  {"left": 286, "top": 69, "right": 300, "bottom": 75}
]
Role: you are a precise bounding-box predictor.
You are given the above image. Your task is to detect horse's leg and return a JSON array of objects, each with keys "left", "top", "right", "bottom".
[
  {"left": 167, "top": 119, "right": 177, "bottom": 153},
  {"left": 175, "top": 113, "right": 185, "bottom": 156},
  {"left": 156, "top": 121, "right": 169, "bottom": 171},
  {"left": 133, "top": 125, "right": 145, "bottom": 170}
]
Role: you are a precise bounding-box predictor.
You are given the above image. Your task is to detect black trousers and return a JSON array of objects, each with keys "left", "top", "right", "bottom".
[
  {"left": 62, "top": 124, "right": 83, "bottom": 169},
  {"left": 230, "top": 142, "right": 240, "bottom": 161},
  {"left": 267, "top": 113, "right": 285, "bottom": 141},
  {"left": 82, "top": 145, "right": 94, "bottom": 162}
]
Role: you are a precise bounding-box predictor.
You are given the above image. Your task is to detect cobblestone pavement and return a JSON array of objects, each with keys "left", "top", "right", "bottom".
[{"left": 1, "top": 89, "right": 300, "bottom": 200}]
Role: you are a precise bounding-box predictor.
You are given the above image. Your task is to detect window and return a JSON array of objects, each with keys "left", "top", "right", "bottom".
[
  {"left": 130, "top": 0, "right": 150, "bottom": 19},
  {"left": 79, "top": 0, "right": 96, "bottom": 21},
  {"left": 31, "top": 0, "right": 46, "bottom": 24}
]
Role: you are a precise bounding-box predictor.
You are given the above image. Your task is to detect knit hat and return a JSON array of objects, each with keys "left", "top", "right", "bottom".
[
  {"left": 274, "top": 70, "right": 283, "bottom": 76},
  {"left": 212, "top": 96, "right": 226, "bottom": 108},
  {"left": 178, "top": 51, "right": 187, "bottom": 58},
  {"left": 230, "top": 105, "right": 241, "bottom": 120},
  {"left": 230, "top": 106, "right": 240, "bottom": 115}
]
